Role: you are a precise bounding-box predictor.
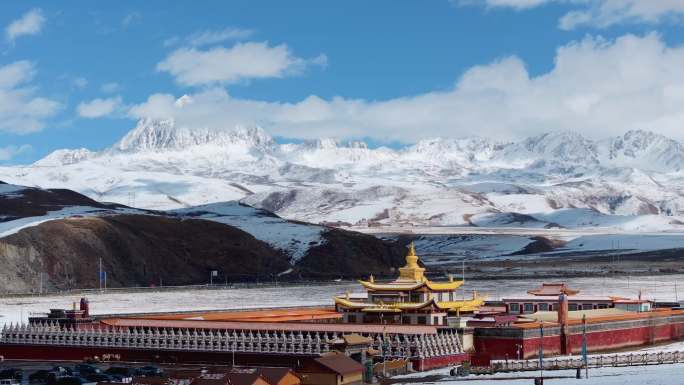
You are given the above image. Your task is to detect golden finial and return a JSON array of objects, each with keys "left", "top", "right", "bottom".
[
  {"left": 398, "top": 241, "right": 425, "bottom": 281},
  {"left": 449, "top": 274, "right": 454, "bottom": 282},
  {"left": 369, "top": 274, "right": 375, "bottom": 283},
  {"left": 345, "top": 291, "right": 350, "bottom": 299}
]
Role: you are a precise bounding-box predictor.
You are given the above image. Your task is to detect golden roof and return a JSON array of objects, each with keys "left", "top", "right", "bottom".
[
  {"left": 358, "top": 280, "right": 463, "bottom": 291},
  {"left": 358, "top": 242, "right": 463, "bottom": 291},
  {"left": 335, "top": 294, "right": 486, "bottom": 313}
]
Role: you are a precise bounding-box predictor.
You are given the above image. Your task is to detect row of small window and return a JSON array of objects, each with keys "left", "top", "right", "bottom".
[
  {"left": 508, "top": 302, "right": 610, "bottom": 313},
  {"left": 347, "top": 314, "right": 445, "bottom": 325}
]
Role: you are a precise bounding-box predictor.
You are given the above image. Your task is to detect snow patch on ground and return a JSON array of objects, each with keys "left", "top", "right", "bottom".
[
  {"left": 0, "top": 183, "right": 25, "bottom": 197},
  {"left": 410, "top": 234, "right": 535, "bottom": 263},
  {"left": 0, "top": 206, "right": 113, "bottom": 238},
  {"left": 563, "top": 234, "right": 684, "bottom": 252},
  {"left": 172, "top": 202, "right": 324, "bottom": 261}
]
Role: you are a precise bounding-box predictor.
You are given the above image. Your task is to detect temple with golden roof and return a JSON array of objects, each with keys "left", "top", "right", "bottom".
[{"left": 335, "top": 243, "right": 484, "bottom": 325}]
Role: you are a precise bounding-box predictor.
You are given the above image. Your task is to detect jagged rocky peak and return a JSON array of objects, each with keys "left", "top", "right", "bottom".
[
  {"left": 608, "top": 129, "right": 683, "bottom": 157},
  {"left": 115, "top": 118, "right": 276, "bottom": 153},
  {"left": 297, "top": 138, "right": 371, "bottom": 150},
  {"left": 33, "top": 148, "right": 95, "bottom": 166},
  {"left": 410, "top": 136, "right": 500, "bottom": 154},
  {"left": 502, "top": 131, "right": 599, "bottom": 165},
  {"left": 599, "top": 129, "right": 684, "bottom": 172}
]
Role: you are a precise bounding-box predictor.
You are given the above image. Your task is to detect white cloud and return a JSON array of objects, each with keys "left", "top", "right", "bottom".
[
  {"left": 101, "top": 82, "right": 121, "bottom": 93},
  {"left": 5, "top": 8, "right": 45, "bottom": 42},
  {"left": 73, "top": 77, "right": 88, "bottom": 88},
  {"left": 0, "top": 144, "right": 32, "bottom": 161},
  {"left": 0, "top": 61, "right": 60, "bottom": 133},
  {"left": 157, "top": 42, "right": 326, "bottom": 86},
  {"left": 559, "top": 0, "right": 684, "bottom": 29},
  {"left": 131, "top": 33, "right": 684, "bottom": 143},
  {"left": 121, "top": 12, "right": 142, "bottom": 28},
  {"left": 77, "top": 96, "right": 122, "bottom": 118},
  {"left": 457, "top": 0, "right": 554, "bottom": 10},
  {"left": 461, "top": 0, "right": 684, "bottom": 29},
  {"left": 164, "top": 27, "right": 254, "bottom": 48}
]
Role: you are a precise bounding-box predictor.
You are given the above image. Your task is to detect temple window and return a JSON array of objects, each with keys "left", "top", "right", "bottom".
[
  {"left": 538, "top": 303, "right": 549, "bottom": 311},
  {"left": 509, "top": 303, "right": 520, "bottom": 313},
  {"left": 523, "top": 303, "right": 534, "bottom": 313}
]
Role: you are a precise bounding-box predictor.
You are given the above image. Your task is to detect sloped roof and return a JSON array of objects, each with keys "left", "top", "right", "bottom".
[
  {"left": 254, "top": 367, "right": 301, "bottom": 384},
  {"left": 312, "top": 354, "right": 364, "bottom": 375},
  {"left": 527, "top": 283, "right": 579, "bottom": 296}
]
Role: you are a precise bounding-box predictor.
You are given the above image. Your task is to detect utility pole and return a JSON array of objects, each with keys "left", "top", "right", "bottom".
[
  {"left": 462, "top": 259, "right": 465, "bottom": 284},
  {"left": 676, "top": 281, "right": 679, "bottom": 303},
  {"left": 99, "top": 257, "right": 102, "bottom": 291}
]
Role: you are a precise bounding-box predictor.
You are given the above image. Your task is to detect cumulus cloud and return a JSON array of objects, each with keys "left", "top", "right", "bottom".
[
  {"left": 130, "top": 33, "right": 684, "bottom": 142},
  {"left": 157, "top": 42, "right": 326, "bottom": 86},
  {"left": 5, "top": 8, "right": 45, "bottom": 42},
  {"left": 0, "top": 61, "right": 60, "bottom": 133},
  {"left": 164, "top": 27, "right": 255, "bottom": 47},
  {"left": 77, "top": 96, "right": 122, "bottom": 118},
  {"left": 0, "top": 144, "right": 32, "bottom": 161},
  {"left": 461, "top": 0, "right": 684, "bottom": 29}
]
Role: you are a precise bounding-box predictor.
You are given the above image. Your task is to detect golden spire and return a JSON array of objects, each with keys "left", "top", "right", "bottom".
[
  {"left": 405, "top": 242, "right": 419, "bottom": 267},
  {"left": 369, "top": 274, "right": 375, "bottom": 283},
  {"left": 398, "top": 242, "right": 426, "bottom": 282}
]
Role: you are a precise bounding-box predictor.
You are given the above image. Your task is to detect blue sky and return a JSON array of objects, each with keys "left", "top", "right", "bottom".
[{"left": 2, "top": 0, "right": 684, "bottom": 164}]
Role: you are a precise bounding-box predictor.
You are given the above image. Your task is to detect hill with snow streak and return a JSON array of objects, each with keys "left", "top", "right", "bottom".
[{"left": 3, "top": 118, "right": 684, "bottom": 230}]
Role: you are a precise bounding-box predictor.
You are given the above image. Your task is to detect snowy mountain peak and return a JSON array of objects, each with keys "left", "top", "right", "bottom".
[
  {"left": 501, "top": 131, "right": 598, "bottom": 166},
  {"left": 599, "top": 129, "right": 684, "bottom": 172},
  {"left": 115, "top": 118, "right": 276, "bottom": 153},
  {"left": 34, "top": 148, "right": 95, "bottom": 166},
  {"left": 116, "top": 118, "right": 177, "bottom": 152}
]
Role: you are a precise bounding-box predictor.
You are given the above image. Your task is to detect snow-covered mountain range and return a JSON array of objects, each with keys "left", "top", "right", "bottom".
[{"left": 4, "top": 117, "right": 684, "bottom": 231}]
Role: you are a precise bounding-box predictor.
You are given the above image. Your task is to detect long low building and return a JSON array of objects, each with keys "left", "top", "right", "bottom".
[
  {"left": 473, "top": 295, "right": 684, "bottom": 363},
  {"left": 0, "top": 245, "right": 472, "bottom": 373}
]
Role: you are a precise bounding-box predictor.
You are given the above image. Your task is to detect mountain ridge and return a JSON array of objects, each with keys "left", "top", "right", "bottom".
[{"left": 3, "top": 118, "right": 684, "bottom": 228}]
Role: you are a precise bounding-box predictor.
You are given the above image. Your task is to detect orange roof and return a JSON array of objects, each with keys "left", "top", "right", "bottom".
[
  {"left": 527, "top": 283, "right": 579, "bottom": 296},
  {"left": 101, "top": 318, "right": 439, "bottom": 334},
  {"left": 515, "top": 308, "right": 684, "bottom": 329},
  {"left": 131, "top": 307, "right": 341, "bottom": 323}
]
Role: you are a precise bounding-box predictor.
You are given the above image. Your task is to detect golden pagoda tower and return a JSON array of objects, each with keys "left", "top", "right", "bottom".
[{"left": 334, "top": 242, "right": 484, "bottom": 325}]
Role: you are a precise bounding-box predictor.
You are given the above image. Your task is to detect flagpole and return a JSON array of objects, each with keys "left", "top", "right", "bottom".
[
  {"left": 99, "top": 257, "right": 102, "bottom": 291},
  {"left": 539, "top": 322, "right": 544, "bottom": 381},
  {"left": 582, "top": 314, "right": 588, "bottom": 379}
]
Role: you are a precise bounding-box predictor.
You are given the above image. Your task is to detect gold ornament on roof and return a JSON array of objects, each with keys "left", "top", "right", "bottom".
[{"left": 398, "top": 242, "right": 426, "bottom": 282}]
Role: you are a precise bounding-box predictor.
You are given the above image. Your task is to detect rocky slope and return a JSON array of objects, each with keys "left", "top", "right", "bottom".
[{"left": 0, "top": 183, "right": 405, "bottom": 293}]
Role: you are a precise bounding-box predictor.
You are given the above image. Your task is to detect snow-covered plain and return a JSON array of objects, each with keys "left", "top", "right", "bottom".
[
  {"left": 3, "top": 274, "right": 683, "bottom": 327},
  {"left": 403, "top": 364, "right": 684, "bottom": 384}
]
